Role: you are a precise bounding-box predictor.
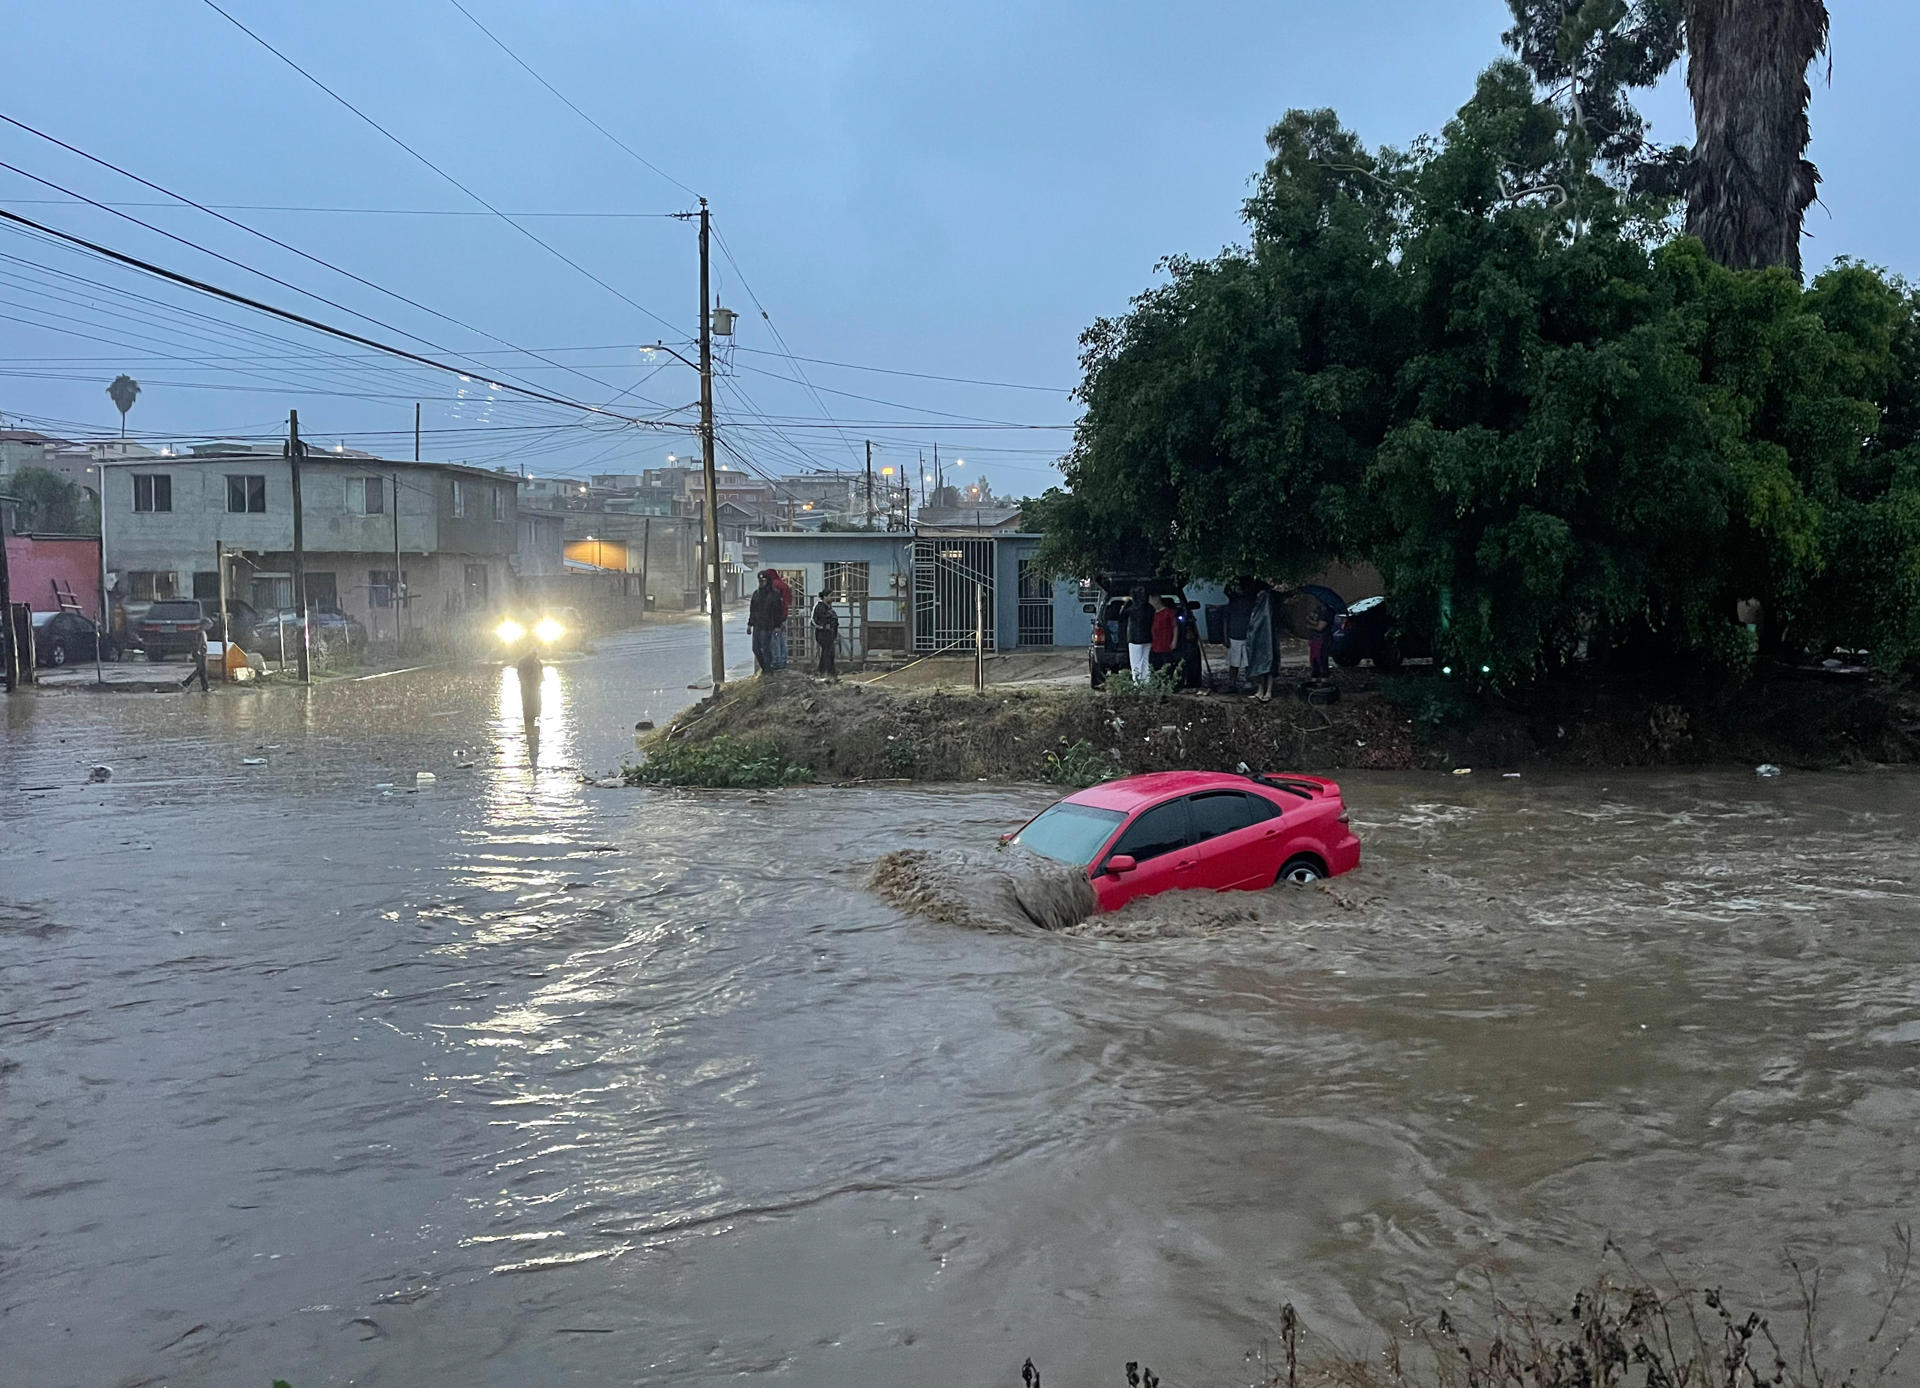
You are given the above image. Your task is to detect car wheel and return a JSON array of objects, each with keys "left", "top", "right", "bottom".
[
  {"left": 1373, "top": 645, "right": 1403, "bottom": 672},
  {"left": 1277, "top": 855, "right": 1325, "bottom": 885},
  {"left": 49, "top": 640, "right": 68, "bottom": 667}
]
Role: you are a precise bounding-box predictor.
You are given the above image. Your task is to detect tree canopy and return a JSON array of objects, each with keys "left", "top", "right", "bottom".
[
  {"left": 4, "top": 466, "right": 99, "bottom": 535},
  {"left": 1031, "top": 61, "right": 1920, "bottom": 684}
]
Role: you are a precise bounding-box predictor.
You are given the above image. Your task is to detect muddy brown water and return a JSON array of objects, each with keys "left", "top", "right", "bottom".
[{"left": 3, "top": 617, "right": 1918, "bottom": 1385}]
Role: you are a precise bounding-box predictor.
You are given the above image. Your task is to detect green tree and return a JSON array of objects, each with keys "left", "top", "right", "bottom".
[
  {"left": 106, "top": 373, "right": 140, "bottom": 436},
  {"left": 6, "top": 466, "right": 99, "bottom": 534}
]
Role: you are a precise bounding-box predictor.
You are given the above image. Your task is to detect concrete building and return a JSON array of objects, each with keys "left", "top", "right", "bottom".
[
  {"left": 101, "top": 449, "right": 521, "bottom": 643},
  {"left": 752, "top": 528, "right": 1094, "bottom": 661}
]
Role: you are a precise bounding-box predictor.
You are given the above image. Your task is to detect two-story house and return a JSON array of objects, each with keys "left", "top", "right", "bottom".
[{"left": 104, "top": 445, "right": 521, "bottom": 643}]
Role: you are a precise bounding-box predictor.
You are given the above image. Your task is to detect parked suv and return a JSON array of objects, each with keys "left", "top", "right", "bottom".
[
  {"left": 136, "top": 599, "right": 212, "bottom": 660},
  {"left": 1329, "top": 595, "right": 1432, "bottom": 671},
  {"left": 1088, "top": 575, "right": 1199, "bottom": 688}
]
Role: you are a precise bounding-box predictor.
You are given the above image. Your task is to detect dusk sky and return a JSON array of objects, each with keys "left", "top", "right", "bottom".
[{"left": 3, "top": 1, "right": 1914, "bottom": 499}]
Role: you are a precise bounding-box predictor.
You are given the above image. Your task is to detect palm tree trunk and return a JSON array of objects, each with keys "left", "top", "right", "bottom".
[{"left": 1684, "top": 0, "right": 1828, "bottom": 274}]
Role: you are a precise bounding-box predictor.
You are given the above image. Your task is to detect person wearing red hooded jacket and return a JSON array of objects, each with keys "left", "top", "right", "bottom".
[{"left": 765, "top": 570, "right": 793, "bottom": 669}]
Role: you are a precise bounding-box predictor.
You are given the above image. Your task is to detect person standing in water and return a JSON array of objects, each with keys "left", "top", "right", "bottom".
[
  {"left": 516, "top": 641, "right": 543, "bottom": 736},
  {"left": 179, "top": 625, "right": 210, "bottom": 692},
  {"left": 811, "top": 591, "right": 840, "bottom": 679}
]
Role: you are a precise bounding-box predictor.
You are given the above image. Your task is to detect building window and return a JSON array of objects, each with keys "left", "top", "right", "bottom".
[
  {"left": 369, "top": 569, "right": 407, "bottom": 609},
  {"left": 823, "top": 560, "right": 870, "bottom": 601},
  {"left": 451, "top": 479, "right": 465, "bottom": 517},
  {"left": 306, "top": 572, "right": 339, "bottom": 611},
  {"left": 192, "top": 571, "right": 221, "bottom": 600},
  {"left": 464, "top": 563, "right": 489, "bottom": 609},
  {"left": 359, "top": 476, "right": 385, "bottom": 515},
  {"left": 491, "top": 485, "right": 506, "bottom": 522},
  {"left": 127, "top": 571, "right": 177, "bottom": 601},
  {"left": 132, "top": 474, "right": 171, "bottom": 513},
  {"left": 226, "top": 474, "right": 267, "bottom": 513}
]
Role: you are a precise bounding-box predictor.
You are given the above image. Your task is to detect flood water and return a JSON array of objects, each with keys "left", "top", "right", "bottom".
[{"left": 3, "top": 617, "right": 1918, "bottom": 1387}]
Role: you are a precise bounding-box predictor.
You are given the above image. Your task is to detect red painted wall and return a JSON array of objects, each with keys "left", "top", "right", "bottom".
[{"left": 5, "top": 534, "right": 101, "bottom": 614}]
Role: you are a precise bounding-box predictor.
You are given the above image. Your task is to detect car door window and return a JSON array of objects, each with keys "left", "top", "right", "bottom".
[
  {"left": 1110, "top": 798, "right": 1191, "bottom": 863},
  {"left": 1187, "top": 791, "right": 1277, "bottom": 845}
]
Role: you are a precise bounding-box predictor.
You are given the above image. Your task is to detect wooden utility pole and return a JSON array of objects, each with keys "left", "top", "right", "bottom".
[
  {"left": 865, "top": 440, "right": 874, "bottom": 527},
  {"left": 287, "top": 409, "right": 311, "bottom": 684},
  {"left": 0, "top": 489, "right": 15, "bottom": 692},
  {"left": 216, "top": 540, "right": 230, "bottom": 683},
  {"left": 639, "top": 517, "right": 651, "bottom": 617},
  {"left": 698, "top": 198, "right": 725, "bottom": 689},
  {"left": 973, "top": 578, "right": 985, "bottom": 691}
]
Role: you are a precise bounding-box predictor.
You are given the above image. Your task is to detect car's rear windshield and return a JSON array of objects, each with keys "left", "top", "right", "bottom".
[
  {"left": 145, "top": 601, "right": 201, "bottom": 619},
  {"left": 1011, "top": 802, "right": 1125, "bottom": 866}
]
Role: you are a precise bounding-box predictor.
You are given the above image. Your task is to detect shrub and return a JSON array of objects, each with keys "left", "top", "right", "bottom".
[
  {"left": 1103, "top": 666, "right": 1180, "bottom": 699},
  {"left": 623, "top": 735, "right": 812, "bottom": 789},
  {"left": 1040, "top": 740, "right": 1120, "bottom": 787}
]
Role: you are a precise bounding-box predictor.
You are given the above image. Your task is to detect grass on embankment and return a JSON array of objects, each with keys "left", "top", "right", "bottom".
[{"left": 626, "top": 668, "right": 1920, "bottom": 788}]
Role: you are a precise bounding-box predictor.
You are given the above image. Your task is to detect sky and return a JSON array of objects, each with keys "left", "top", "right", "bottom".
[{"left": 2, "top": 1, "right": 1915, "bottom": 503}]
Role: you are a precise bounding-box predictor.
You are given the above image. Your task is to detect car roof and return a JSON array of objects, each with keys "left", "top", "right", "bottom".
[{"left": 1064, "top": 770, "right": 1264, "bottom": 810}]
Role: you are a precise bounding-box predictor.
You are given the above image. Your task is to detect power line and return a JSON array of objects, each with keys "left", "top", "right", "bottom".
[
  {"left": 0, "top": 205, "right": 692, "bottom": 428},
  {"left": 442, "top": 0, "right": 700, "bottom": 201},
  {"left": 728, "top": 345, "right": 1071, "bottom": 393},
  {"left": 0, "top": 112, "right": 666, "bottom": 404},
  {"left": 0, "top": 197, "right": 682, "bottom": 218},
  {"left": 195, "top": 0, "right": 685, "bottom": 337}
]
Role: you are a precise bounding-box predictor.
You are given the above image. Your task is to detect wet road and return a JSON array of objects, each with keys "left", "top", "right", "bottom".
[{"left": 3, "top": 619, "right": 1918, "bottom": 1386}]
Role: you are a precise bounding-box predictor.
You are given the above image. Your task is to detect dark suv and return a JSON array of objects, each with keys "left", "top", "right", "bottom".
[
  {"left": 136, "top": 599, "right": 212, "bottom": 660},
  {"left": 1088, "top": 576, "right": 1200, "bottom": 688}
]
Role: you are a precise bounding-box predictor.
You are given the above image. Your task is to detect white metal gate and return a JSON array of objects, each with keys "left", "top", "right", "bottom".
[{"left": 912, "top": 538, "right": 995, "bottom": 654}]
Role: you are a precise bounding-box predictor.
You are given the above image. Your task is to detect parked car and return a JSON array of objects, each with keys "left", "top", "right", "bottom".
[
  {"left": 1087, "top": 576, "right": 1201, "bottom": 688},
  {"left": 136, "top": 599, "right": 212, "bottom": 659},
  {"left": 1006, "top": 769, "right": 1361, "bottom": 912},
  {"left": 253, "top": 608, "right": 368, "bottom": 659},
  {"left": 30, "top": 610, "right": 114, "bottom": 667},
  {"left": 1329, "top": 595, "right": 1431, "bottom": 671}
]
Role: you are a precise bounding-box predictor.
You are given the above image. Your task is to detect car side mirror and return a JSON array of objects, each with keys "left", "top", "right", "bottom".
[{"left": 1106, "top": 855, "right": 1137, "bottom": 875}]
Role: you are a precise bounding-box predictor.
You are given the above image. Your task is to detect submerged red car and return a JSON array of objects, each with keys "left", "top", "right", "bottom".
[{"left": 1007, "top": 770, "right": 1361, "bottom": 912}]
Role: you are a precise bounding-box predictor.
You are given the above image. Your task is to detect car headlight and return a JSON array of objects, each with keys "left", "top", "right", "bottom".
[
  {"left": 496, "top": 619, "right": 525, "bottom": 643},
  {"left": 533, "top": 618, "right": 564, "bottom": 645}
]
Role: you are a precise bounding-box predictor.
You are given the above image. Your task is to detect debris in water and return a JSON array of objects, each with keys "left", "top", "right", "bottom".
[
  {"left": 635, "top": 720, "right": 654, "bottom": 731},
  {"left": 869, "top": 848, "right": 1095, "bottom": 932},
  {"left": 86, "top": 765, "right": 112, "bottom": 783},
  {"left": 242, "top": 757, "right": 267, "bottom": 766},
  {"left": 1452, "top": 767, "right": 1473, "bottom": 775},
  {"left": 1503, "top": 772, "right": 1521, "bottom": 779},
  {"left": 1755, "top": 763, "right": 1783, "bottom": 778},
  {"left": 415, "top": 771, "right": 437, "bottom": 786}
]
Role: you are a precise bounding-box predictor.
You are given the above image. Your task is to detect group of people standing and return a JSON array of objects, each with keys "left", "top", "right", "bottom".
[
  {"left": 748, "top": 569, "right": 842, "bottom": 680},
  {"left": 1221, "top": 577, "right": 1332, "bottom": 701}
]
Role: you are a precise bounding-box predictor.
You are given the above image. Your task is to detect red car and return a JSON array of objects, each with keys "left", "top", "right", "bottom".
[{"left": 1007, "top": 770, "right": 1361, "bottom": 912}]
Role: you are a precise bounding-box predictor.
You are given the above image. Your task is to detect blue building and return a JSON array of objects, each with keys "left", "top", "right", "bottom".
[{"left": 751, "top": 528, "right": 1097, "bottom": 659}]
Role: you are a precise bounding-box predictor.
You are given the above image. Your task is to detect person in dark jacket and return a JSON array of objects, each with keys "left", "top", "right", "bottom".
[
  {"left": 748, "top": 571, "right": 785, "bottom": 675},
  {"left": 1245, "top": 582, "right": 1278, "bottom": 702},
  {"left": 767, "top": 570, "right": 794, "bottom": 669},
  {"left": 179, "top": 626, "right": 210, "bottom": 692},
  {"left": 811, "top": 592, "right": 840, "bottom": 679},
  {"left": 1224, "top": 579, "right": 1256, "bottom": 691},
  {"left": 1125, "top": 583, "right": 1153, "bottom": 683}
]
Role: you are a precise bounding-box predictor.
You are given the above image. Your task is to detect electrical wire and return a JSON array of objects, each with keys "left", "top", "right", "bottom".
[
  {"left": 0, "top": 205, "right": 692, "bottom": 428},
  {"left": 0, "top": 197, "right": 682, "bottom": 218},
  {"left": 442, "top": 0, "right": 700, "bottom": 201},
  {"left": 0, "top": 114, "right": 665, "bottom": 407},
  {"left": 727, "top": 346, "right": 1072, "bottom": 393},
  {"left": 195, "top": 0, "right": 685, "bottom": 337}
]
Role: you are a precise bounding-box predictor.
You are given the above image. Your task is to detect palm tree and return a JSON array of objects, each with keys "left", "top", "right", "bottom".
[
  {"left": 1684, "top": 0, "right": 1829, "bottom": 274},
  {"left": 106, "top": 374, "right": 140, "bottom": 437}
]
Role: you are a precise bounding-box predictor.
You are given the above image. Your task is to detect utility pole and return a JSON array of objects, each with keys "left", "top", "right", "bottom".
[
  {"left": 865, "top": 440, "right": 874, "bottom": 527},
  {"left": 698, "top": 197, "right": 724, "bottom": 689},
  {"left": 96, "top": 463, "right": 109, "bottom": 686},
  {"left": 919, "top": 450, "right": 927, "bottom": 509},
  {"left": 639, "top": 516, "right": 651, "bottom": 617},
  {"left": 934, "top": 443, "right": 941, "bottom": 500},
  {"left": 390, "top": 472, "right": 403, "bottom": 644},
  {"left": 216, "top": 540, "right": 230, "bottom": 684},
  {"left": 0, "top": 489, "right": 14, "bottom": 693},
  {"left": 287, "top": 409, "right": 311, "bottom": 684}
]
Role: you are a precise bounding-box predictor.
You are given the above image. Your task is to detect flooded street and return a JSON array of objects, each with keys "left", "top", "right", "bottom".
[{"left": 4, "top": 618, "right": 1918, "bottom": 1386}]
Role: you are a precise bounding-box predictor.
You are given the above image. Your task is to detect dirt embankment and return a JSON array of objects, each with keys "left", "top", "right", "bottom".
[{"left": 643, "top": 669, "right": 1920, "bottom": 783}]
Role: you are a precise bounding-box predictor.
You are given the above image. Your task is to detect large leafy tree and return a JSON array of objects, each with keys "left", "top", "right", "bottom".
[
  {"left": 5, "top": 466, "right": 99, "bottom": 534},
  {"left": 1046, "top": 59, "right": 1920, "bottom": 684},
  {"left": 1504, "top": 0, "right": 1830, "bottom": 273}
]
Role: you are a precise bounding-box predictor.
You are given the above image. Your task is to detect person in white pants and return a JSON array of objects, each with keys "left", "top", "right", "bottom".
[{"left": 1125, "top": 582, "right": 1153, "bottom": 682}]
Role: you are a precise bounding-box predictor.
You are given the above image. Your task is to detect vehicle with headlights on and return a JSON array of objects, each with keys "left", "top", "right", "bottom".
[
  {"left": 1005, "top": 769, "right": 1360, "bottom": 912},
  {"left": 493, "top": 613, "right": 572, "bottom": 654}
]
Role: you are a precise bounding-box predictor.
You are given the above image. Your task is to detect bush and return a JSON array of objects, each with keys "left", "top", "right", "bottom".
[
  {"left": 1040, "top": 739, "right": 1120, "bottom": 787},
  {"left": 623, "top": 735, "right": 812, "bottom": 789},
  {"left": 1380, "top": 673, "right": 1480, "bottom": 736},
  {"left": 1103, "top": 666, "right": 1181, "bottom": 699}
]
